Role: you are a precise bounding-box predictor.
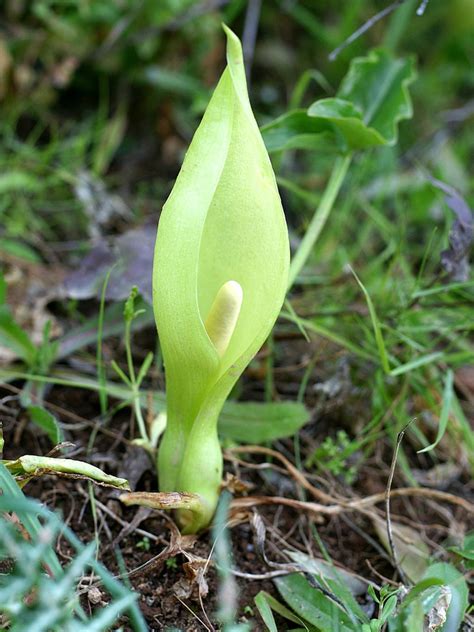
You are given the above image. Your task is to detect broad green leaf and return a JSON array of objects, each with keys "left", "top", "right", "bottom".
[
  {"left": 219, "top": 401, "right": 309, "bottom": 442},
  {"left": 286, "top": 551, "right": 369, "bottom": 625},
  {"left": 0, "top": 307, "right": 36, "bottom": 364},
  {"left": 262, "top": 48, "right": 415, "bottom": 153},
  {"left": 286, "top": 554, "right": 368, "bottom": 597},
  {"left": 254, "top": 592, "right": 280, "bottom": 632},
  {"left": 399, "top": 578, "right": 445, "bottom": 611},
  {"left": 153, "top": 26, "right": 289, "bottom": 530},
  {"left": 4, "top": 455, "right": 130, "bottom": 490},
  {"left": 337, "top": 48, "right": 415, "bottom": 146},
  {"left": 255, "top": 591, "right": 308, "bottom": 631},
  {"left": 274, "top": 574, "right": 357, "bottom": 632},
  {"left": 0, "top": 368, "right": 310, "bottom": 445},
  {"left": 307, "top": 98, "right": 385, "bottom": 150},
  {"left": 379, "top": 595, "right": 398, "bottom": 624},
  {"left": 27, "top": 405, "right": 64, "bottom": 445},
  {"left": 422, "top": 563, "right": 469, "bottom": 632},
  {"left": 261, "top": 110, "right": 335, "bottom": 154}
]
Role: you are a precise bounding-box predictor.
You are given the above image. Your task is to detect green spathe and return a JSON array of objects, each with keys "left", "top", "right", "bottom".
[{"left": 153, "top": 26, "right": 290, "bottom": 532}]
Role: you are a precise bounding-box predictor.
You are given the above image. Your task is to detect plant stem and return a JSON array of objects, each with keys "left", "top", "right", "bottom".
[
  {"left": 124, "top": 316, "right": 150, "bottom": 445},
  {"left": 288, "top": 153, "right": 352, "bottom": 289},
  {"left": 124, "top": 318, "right": 136, "bottom": 384},
  {"left": 133, "top": 394, "right": 150, "bottom": 445}
]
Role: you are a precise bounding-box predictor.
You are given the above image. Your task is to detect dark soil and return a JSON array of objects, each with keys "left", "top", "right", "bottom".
[{"left": 2, "top": 329, "right": 473, "bottom": 630}]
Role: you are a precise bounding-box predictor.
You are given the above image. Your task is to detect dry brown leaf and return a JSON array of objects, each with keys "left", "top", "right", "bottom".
[{"left": 372, "top": 515, "right": 430, "bottom": 583}]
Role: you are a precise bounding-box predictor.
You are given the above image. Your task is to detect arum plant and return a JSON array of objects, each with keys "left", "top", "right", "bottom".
[{"left": 122, "top": 27, "right": 289, "bottom": 533}]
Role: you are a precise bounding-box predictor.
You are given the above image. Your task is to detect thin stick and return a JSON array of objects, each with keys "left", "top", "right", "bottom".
[
  {"left": 329, "top": 1, "right": 405, "bottom": 61},
  {"left": 175, "top": 596, "right": 213, "bottom": 632},
  {"left": 227, "top": 445, "right": 474, "bottom": 514},
  {"left": 328, "top": 0, "right": 432, "bottom": 61},
  {"left": 385, "top": 420, "right": 415, "bottom": 585},
  {"left": 416, "top": 0, "right": 430, "bottom": 16}
]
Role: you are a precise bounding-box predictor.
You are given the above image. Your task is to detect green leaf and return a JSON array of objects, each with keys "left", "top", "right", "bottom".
[
  {"left": 379, "top": 595, "right": 398, "bottom": 624},
  {"left": 255, "top": 591, "right": 307, "bottom": 631},
  {"left": 218, "top": 401, "right": 309, "bottom": 442},
  {"left": 0, "top": 239, "right": 41, "bottom": 263},
  {"left": 0, "top": 463, "right": 63, "bottom": 577},
  {"left": 254, "top": 593, "right": 281, "bottom": 632},
  {"left": 274, "top": 574, "right": 357, "bottom": 632},
  {"left": 418, "top": 369, "right": 453, "bottom": 454},
  {"left": 0, "top": 171, "right": 43, "bottom": 194},
  {"left": 422, "top": 563, "right": 469, "bottom": 632},
  {"left": 398, "top": 578, "right": 445, "bottom": 612},
  {"left": 447, "top": 532, "right": 474, "bottom": 568},
  {"left": 0, "top": 307, "right": 36, "bottom": 364},
  {"left": 307, "top": 98, "right": 386, "bottom": 150},
  {"left": 261, "top": 110, "right": 335, "bottom": 154},
  {"left": 262, "top": 48, "right": 415, "bottom": 154},
  {"left": 286, "top": 551, "right": 369, "bottom": 625},
  {"left": 27, "top": 406, "right": 64, "bottom": 445},
  {"left": 0, "top": 369, "right": 309, "bottom": 446},
  {"left": 350, "top": 267, "right": 390, "bottom": 374},
  {"left": 4, "top": 455, "right": 130, "bottom": 490},
  {"left": 337, "top": 48, "right": 415, "bottom": 146},
  {"left": 153, "top": 26, "right": 290, "bottom": 531}
]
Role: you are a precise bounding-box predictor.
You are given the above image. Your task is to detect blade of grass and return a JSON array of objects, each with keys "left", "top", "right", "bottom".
[
  {"left": 349, "top": 266, "right": 391, "bottom": 373},
  {"left": 418, "top": 369, "right": 454, "bottom": 453},
  {"left": 389, "top": 351, "right": 444, "bottom": 376}
]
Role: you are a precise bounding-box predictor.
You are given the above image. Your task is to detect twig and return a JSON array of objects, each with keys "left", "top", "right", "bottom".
[
  {"left": 226, "top": 445, "right": 338, "bottom": 504},
  {"left": 251, "top": 512, "right": 352, "bottom": 616},
  {"left": 175, "top": 596, "right": 214, "bottom": 632},
  {"left": 416, "top": 0, "right": 430, "bottom": 15},
  {"left": 385, "top": 420, "right": 415, "bottom": 585},
  {"left": 227, "top": 445, "right": 474, "bottom": 515},
  {"left": 75, "top": 485, "right": 160, "bottom": 543},
  {"left": 231, "top": 495, "right": 344, "bottom": 517},
  {"left": 328, "top": 0, "right": 431, "bottom": 61},
  {"left": 365, "top": 559, "right": 398, "bottom": 587},
  {"left": 329, "top": 1, "right": 405, "bottom": 61},
  {"left": 222, "top": 567, "right": 291, "bottom": 579}
]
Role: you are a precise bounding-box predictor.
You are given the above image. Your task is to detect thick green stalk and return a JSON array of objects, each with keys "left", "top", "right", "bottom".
[
  {"left": 158, "top": 280, "right": 242, "bottom": 531},
  {"left": 287, "top": 154, "right": 352, "bottom": 289},
  {"left": 175, "top": 414, "right": 222, "bottom": 533}
]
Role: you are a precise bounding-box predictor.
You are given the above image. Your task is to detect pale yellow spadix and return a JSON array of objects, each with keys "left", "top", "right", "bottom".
[{"left": 204, "top": 280, "right": 243, "bottom": 357}]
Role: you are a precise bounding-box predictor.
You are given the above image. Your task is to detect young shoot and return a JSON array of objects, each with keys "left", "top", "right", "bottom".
[{"left": 125, "top": 26, "right": 290, "bottom": 533}]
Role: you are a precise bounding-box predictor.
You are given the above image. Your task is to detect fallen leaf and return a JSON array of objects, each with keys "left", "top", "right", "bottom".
[
  {"left": 426, "top": 174, "right": 473, "bottom": 281},
  {"left": 74, "top": 170, "right": 130, "bottom": 238},
  {"left": 372, "top": 515, "right": 430, "bottom": 583},
  {"left": 63, "top": 222, "right": 155, "bottom": 304}
]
